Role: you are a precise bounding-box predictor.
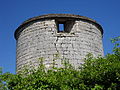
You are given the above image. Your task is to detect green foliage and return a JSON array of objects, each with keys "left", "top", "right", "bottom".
[
  {"left": 81, "top": 54, "right": 120, "bottom": 89},
  {"left": 0, "top": 36, "right": 120, "bottom": 89},
  {"left": 111, "top": 36, "right": 120, "bottom": 57}
]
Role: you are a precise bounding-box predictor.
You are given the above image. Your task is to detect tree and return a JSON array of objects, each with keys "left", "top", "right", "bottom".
[{"left": 0, "top": 36, "right": 120, "bottom": 90}]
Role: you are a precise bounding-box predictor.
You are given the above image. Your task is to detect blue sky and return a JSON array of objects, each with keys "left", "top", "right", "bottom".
[{"left": 0, "top": 0, "right": 120, "bottom": 74}]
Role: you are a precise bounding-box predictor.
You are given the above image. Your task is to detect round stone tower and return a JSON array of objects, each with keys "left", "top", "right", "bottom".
[{"left": 15, "top": 14, "right": 104, "bottom": 72}]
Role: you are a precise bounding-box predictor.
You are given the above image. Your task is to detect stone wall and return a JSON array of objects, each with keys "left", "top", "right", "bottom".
[{"left": 15, "top": 14, "right": 103, "bottom": 72}]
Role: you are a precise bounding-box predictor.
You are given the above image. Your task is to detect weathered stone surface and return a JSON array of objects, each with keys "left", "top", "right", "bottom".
[{"left": 15, "top": 14, "right": 104, "bottom": 72}]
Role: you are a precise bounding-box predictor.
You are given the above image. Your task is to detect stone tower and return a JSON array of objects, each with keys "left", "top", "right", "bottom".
[{"left": 15, "top": 14, "right": 104, "bottom": 72}]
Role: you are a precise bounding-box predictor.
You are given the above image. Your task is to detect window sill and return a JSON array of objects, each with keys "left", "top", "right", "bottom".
[{"left": 54, "top": 32, "right": 78, "bottom": 37}]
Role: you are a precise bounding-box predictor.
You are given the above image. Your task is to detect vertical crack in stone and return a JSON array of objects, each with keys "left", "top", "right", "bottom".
[
  {"left": 54, "top": 36, "right": 59, "bottom": 67},
  {"left": 62, "top": 43, "right": 64, "bottom": 60},
  {"left": 54, "top": 36, "right": 59, "bottom": 54}
]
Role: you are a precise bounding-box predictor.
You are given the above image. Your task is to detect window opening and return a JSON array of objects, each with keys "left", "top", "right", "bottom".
[{"left": 58, "top": 24, "right": 64, "bottom": 32}]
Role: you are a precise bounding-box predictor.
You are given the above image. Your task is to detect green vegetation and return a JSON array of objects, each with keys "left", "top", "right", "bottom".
[{"left": 0, "top": 36, "right": 120, "bottom": 90}]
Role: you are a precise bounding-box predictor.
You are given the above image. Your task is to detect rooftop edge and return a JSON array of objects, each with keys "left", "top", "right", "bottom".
[{"left": 14, "top": 14, "right": 103, "bottom": 40}]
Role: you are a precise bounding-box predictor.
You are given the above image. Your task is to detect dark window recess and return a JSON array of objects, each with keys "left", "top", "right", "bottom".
[
  {"left": 58, "top": 24, "right": 64, "bottom": 32},
  {"left": 57, "top": 20, "right": 74, "bottom": 33}
]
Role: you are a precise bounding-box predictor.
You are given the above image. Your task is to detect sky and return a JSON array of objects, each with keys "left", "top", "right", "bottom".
[{"left": 0, "top": 0, "right": 120, "bottom": 74}]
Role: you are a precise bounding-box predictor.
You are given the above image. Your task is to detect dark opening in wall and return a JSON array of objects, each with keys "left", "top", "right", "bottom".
[{"left": 56, "top": 19, "right": 75, "bottom": 33}]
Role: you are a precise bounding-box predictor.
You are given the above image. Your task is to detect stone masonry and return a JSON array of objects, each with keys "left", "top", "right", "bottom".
[{"left": 15, "top": 14, "right": 104, "bottom": 72}]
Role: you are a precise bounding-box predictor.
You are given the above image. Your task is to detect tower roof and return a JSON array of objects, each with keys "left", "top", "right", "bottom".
[{"left": 15, "top": 14, "right": 103, "bottom": 40}]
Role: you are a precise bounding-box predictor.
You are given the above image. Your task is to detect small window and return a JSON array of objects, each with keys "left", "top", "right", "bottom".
[
  {"left": 56, "top": 20, "right": 74, "bottom": 33},
  {"left": 58, "top": 24, "right": 64, "bottom": 32}
]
